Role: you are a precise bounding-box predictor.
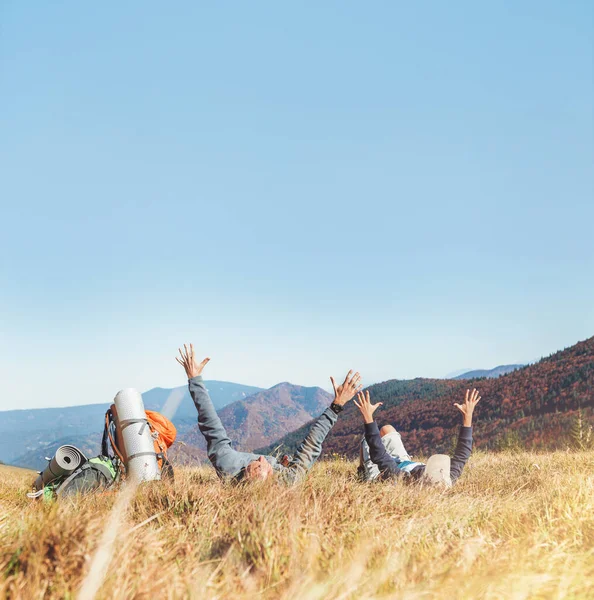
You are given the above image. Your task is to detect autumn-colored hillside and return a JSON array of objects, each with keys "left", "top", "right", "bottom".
[
  {"left": 264, "top": 336, "right": 594, "bottom": 457},
  {"left": 179, "top": 383, "right": 332, "bottom": 453}
]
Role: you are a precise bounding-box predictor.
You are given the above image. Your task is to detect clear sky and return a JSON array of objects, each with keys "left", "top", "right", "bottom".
[{"left": 1, "top": 1, "right": 592, "bottom": 410}]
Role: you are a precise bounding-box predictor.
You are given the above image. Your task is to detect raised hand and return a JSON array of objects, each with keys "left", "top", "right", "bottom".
[
  {"left": 330, "top": 370, "right": 363, "bottom": 407},
  {"left": 454, "top": 388, "right": 481, "bottom": 427},
  {"left": 354, "top": 390, "right": 383, "bottom": 424},
  {"left": 176, "top": 343, "right": 211, "bottom": 380}
]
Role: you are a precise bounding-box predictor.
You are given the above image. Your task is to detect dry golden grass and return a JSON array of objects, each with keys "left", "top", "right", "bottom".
[{"left": 1, "top": 451, "right": 593, "bottom": 600}]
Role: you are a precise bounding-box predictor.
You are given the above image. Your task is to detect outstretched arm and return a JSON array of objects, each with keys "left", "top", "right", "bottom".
[
  {"left": 288, "top": 370, "right": 362, "bottom": 480},
  {"left": 355, "top": 391, "right": 401, "bottom": 478},
  {"left": 450, "top": 388, "right": 480, "bottom": 483},
  {"left": 176, "top": 344, "right": 233, "bottom": 467}
]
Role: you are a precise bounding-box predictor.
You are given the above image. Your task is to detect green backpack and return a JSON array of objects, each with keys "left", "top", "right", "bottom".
[{"left": 29, "top": 455, "right": 119, "bottom": 501}]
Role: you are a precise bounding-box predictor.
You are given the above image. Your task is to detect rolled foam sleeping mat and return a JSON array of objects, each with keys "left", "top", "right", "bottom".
[
  {"left": 34, "top": 445, "right": 88, "bottom": 491},
  {"left": 114, "top": 388, "right": 160, "bottom": 482}
]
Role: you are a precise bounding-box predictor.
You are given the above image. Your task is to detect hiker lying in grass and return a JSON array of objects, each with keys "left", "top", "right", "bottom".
[
  {"left": 354, "top": 389, "right": 480, "bottom": 487},
  {"left": 358, "top": 425, "right": 412, "bottom": 481},
  {"left": 176, "top": 343, "right": 362, "bottom": 483}
]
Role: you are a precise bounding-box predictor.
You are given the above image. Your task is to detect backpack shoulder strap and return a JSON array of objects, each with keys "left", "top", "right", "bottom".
[
  {"left": 56, "top": 463, "right": 89, "bottom": 496},
  {"left": 102, "top": 408, "right": 115, "bottom": 458},
  {"left": 103, "top": 408, "right": 126, "bottom": 468}
]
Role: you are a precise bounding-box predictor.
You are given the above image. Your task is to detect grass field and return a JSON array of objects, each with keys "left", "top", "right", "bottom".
[
  {"left": 0, "top": 465, "right": 36, "bottom": 476},
  {"left": 1, "top": 451, "right": 593, "bottom": 600}
]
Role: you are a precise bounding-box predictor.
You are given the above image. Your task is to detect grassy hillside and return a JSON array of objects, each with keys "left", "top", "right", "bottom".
[
  {"left": 0, "top": 464, "right": 35, "bottom": 476},
  {"left": 1, "top": 453, "right": 593, "bottom": 599}
]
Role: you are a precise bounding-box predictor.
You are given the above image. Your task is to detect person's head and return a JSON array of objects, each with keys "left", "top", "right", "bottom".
[
  {"left": 379, "top": 424, "right": 396, "bottom": 437},
  {"left": 244, "top": 455, "right": 274, "bottom": 481},
  {"left": 421, "top": 454, "right": 452, "bottom": 488}
]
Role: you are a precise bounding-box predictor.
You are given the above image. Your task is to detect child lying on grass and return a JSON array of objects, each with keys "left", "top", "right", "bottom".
[{"left": 354, "top": 388, "right": 480, "bottom": 486}]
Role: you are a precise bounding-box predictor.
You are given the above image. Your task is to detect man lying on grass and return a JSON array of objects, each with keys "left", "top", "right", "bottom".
[
  {"left": 176, "top": 343, "right": 362, "bottom": 483},
  {"left": 354, "top": 388, "right": 480, "bottom": 486}
]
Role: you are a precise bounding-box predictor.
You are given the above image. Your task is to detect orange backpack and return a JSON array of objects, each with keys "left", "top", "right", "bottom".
[{"left": 146, "top": 409, "right": 177, "bottom": 471}]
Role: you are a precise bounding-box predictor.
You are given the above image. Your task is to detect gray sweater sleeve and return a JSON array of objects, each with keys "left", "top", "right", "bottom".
[
  {"left": 188, "top": 376, "right": 233, "bottom": 466},
  {"left": 450, "top": 426, "right": 473, "bottom": 483},
  {"left": 283, "top": 407, "right": 338, "bottom": 483}
]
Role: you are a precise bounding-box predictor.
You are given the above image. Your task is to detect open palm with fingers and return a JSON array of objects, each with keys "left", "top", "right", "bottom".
[
  {"left": 176, "top": 343, "right": 211, "bottom": 380},
  {"left": 354, "top": 390, "right": 383, "bottom": 424},
  {"left": 330, "top": 370, "right": 363, "bottom": 406},
  {"left": 454, "top": 388, "right": 481, "bottom": 427}
]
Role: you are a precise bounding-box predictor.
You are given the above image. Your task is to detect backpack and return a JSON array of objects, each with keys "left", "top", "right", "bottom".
[
  {"left": 102, "top": 405, "right": 177, "bottom": 479},
  {"left": 28, "top": 455, "right": 119, "bottom": 501},
  {"left": 57, "top": 456, "right": 119, "bottom": 497}
]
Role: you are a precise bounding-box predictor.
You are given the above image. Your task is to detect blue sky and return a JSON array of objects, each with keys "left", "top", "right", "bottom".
[{"left": 1, "top": 1, "right": 592, "bottom": 409}]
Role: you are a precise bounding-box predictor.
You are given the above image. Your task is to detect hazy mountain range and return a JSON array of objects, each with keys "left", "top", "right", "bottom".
[
  {"left": 453, "top": 364, "right": 525, "bottom": 379},
  {"left": 4, "top": 381, "right": 331, "bottom": 470},
  {"left": 2, "top": 380, "right": 262, "bottom": 468}
]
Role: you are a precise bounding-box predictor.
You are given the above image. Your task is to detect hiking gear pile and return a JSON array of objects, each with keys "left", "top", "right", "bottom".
[
  {"left": 29, "top": 388, "right": 177, "bottom": 500},
  {"left": 102, "top": 393, "right": 176, "bottom": 481},
  {"left": 27, "top": 447, "right": 118, "bottom": 500}
]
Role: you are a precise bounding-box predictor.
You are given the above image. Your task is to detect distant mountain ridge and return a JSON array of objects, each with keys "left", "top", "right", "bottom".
[
  {"left": 265, "top": 336, "right": 594, "bottom": 458},
  {"left": 7, "top": 381, "right": 332, "bottom": 470},
  {"left": 179, "top": 383, "right": 332, "bottom": 453},
  {"left": 3, "top": 380, "right": 263, "bottom": 468},
  {"left": 454, "top": 364, "right": 525, "bottom": 379},
  {"left": 9, "top": 337, "right": 593, "bottom": 471},
  {"left": 257, "top": 378, "right": 457, "bottom": 456}
]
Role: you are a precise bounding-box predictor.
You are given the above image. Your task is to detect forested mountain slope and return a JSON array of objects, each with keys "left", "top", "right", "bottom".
[{"left": 262, "top": 336, "right": 594, "bottom": 457}]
